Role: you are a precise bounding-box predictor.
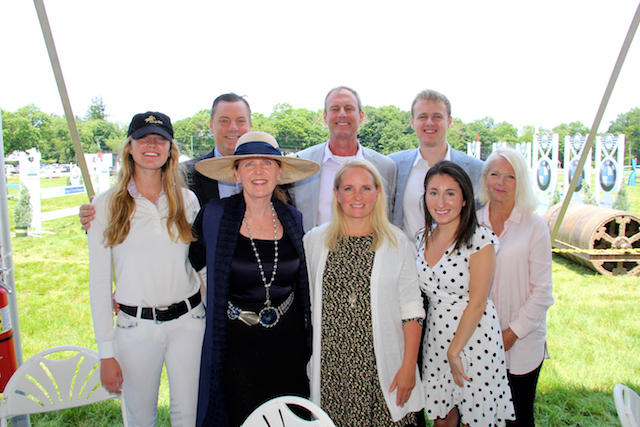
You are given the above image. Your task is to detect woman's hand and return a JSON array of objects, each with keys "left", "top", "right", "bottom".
[
  {"left": 389, "top": 363, "right": 416, "bottom": 407},
  {"left": 447, "top": 351, "right": 471, "bottom": 387},
  {"left": 100, "top": 358, "right": 123, "bottom": 394},
  {"left": 502, "top": 328, "right": 518, "bottom": 351}
]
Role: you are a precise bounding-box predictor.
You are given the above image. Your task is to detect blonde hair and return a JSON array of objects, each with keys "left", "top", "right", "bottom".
[
  {"left": 477, "top": 147, "right": 538, "bottom": 213},
  {"left": 104, "top": 136, "right": 196, "bottom": 246},
  {"left": 324, "top": 159, "right": 397, "bottom": 252}
]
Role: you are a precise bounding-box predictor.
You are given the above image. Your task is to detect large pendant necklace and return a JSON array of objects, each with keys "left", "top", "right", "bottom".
[{"left": 243, "top": 202, "right": 280, "bottom": 328}]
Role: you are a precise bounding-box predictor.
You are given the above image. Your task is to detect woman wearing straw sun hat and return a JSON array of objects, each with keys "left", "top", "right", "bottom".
[{"left": 189, "top": 131, "right": 320, "bottom": 427}]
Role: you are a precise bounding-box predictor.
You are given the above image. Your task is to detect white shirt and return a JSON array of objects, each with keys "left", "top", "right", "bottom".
[
  {"left": 88, "top": 182, "right": 201, "bottom": 359},
  {"left": 214, "top": 148, "right": 242, "bottom": 199},
  {"left": 402, "top": 144, "right": 452, "bottom": 245},
  {"left": 316, "top": 142, "right": 364, "bottom": 226},
  {"left": 478, "top": 203, "right": 554, "bottom": 374}
]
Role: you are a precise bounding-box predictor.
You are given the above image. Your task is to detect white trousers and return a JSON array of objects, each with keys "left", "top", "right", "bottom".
[{"left": 115, "top": 302, "right": 206, "bottom": 427}]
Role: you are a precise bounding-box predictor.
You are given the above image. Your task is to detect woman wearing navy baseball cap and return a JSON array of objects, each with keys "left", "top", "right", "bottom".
[{"left": 88, "top": 111, "right": 205, "bottom": 426}]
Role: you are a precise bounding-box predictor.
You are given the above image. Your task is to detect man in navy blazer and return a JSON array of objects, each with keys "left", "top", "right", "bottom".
[
  {"left": 182, "top": 93, "right": 252, "bottom": 207},
  {"left": 291, "top": 86, "right": 397, "bottom": 232},
  {"left": 389, "top": 89, "right": 483, "bottom": 241}
]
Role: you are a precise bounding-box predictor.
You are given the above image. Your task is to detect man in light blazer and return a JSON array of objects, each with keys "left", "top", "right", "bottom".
[
  {"left": 390, "top": 89, "right": 484, "bottom": 241},
  {"left": 291, "top": 86, "right": 397, "bottom": 232}
]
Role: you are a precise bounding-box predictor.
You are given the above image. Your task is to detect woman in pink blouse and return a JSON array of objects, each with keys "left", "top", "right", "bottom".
[{"left": 477, "top": 147, "right": 554, "bottom": 427}]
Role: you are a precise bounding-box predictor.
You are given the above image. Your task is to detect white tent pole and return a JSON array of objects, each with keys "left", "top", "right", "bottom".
[
  {"left": 550, "top": 2, "right": 640, "bottom": 242},
  {"left": 0, "top": 111, "right": 31, "bottom": 427},
  {"left": 32, "top": 0, "right": 94, "bottom": 197}
]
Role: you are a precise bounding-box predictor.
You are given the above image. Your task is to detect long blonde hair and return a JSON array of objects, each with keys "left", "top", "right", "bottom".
[
  {"left": 104, "top": 136, "right": 195, "bottom": 246},
  {"left": 324, "top": 159, "right": 397, "bottom": 252}
]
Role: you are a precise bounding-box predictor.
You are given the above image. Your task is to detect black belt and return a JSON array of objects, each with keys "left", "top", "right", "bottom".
[{"left": 120, "top": 292, "right": 201, "bottom": 323}]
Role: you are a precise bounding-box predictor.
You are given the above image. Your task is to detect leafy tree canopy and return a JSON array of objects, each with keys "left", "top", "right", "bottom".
[
  {"left": 85, "top": 96, "right": 108, "bottom": 121},
  {"left": 608, "top": 107, "right": 640, "bottom": 161},
  {"left": 3, "top": 101, "right": 639, "bottom": 164}
]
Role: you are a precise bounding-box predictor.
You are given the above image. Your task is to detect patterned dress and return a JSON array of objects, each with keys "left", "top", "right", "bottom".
[
  {"left": 320, "top": 235, "right": 416, "bottom": 427},
  {"left": 417, "top": 226, "right": 514, "bottom": 427}
]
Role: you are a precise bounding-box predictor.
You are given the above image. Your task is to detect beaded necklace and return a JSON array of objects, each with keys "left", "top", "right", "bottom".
[{"left": 243, "top": 202, "right": 280, "bottom": 327}]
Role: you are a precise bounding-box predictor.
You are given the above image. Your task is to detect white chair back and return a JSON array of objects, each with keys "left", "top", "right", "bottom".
[
  {"left": 0, "top": 345, "right": 128, "bottom": 427},
  {"left": 614, "top": 384, "right": 640, "bottom": 427},
  {"left": 241, "top": 395, "right": 335, "bottom": 427}
]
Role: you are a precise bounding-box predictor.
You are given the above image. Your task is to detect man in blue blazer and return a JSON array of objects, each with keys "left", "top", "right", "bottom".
[
  {"left": 389, "top": 89, "right": 483, "bottom": 241},
  {"left": 291, "top": 86, "right": 397, "bottom": 232}
]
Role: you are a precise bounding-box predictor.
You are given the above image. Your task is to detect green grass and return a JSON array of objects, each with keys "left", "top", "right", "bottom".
[{"left": 3, "top": 178, "right": 640, "bottom": 426}]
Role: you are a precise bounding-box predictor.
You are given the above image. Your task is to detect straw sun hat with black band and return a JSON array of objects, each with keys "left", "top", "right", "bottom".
[{"left": 195, "top": 131, "right": 319, "bottom": 184}]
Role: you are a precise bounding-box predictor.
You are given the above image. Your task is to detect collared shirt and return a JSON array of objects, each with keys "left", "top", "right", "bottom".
[
  {"left": 88, "top": 184, "right": 201, "bottom": 359},
  {"left": 316, "top": 142, "right": 365, "bottom": 226},
  {"left": 478, "top": 203, "right": 554, "bottom": 374},
  {"left": 127, "top": 178, "right": 165, "bottom": 210},
  {"left": 214, "top": 147, "right": 243, "bottom": 199},
  {"left": 402, "top": 144, "right": 452, "bottom": 245}
]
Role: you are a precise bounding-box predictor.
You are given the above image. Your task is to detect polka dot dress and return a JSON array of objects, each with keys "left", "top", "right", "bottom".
[{"left": 416, "top": 226, "right": 514, "bottom": 427}]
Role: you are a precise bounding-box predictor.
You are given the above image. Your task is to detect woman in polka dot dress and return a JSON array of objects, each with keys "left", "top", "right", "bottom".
[{"left": 416, "top": 161, "right": 514, "bottom": 427}]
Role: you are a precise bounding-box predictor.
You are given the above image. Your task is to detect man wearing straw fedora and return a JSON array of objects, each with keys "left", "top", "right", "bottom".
[
  {"left": 79, "top": 93, "right": 252, "bottom": 227},
  {"left": 290, "top": 86, "right": 397, "bottom": 232}
]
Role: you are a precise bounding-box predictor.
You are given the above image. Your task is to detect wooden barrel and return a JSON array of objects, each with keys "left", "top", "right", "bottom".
[{"left": 543, "top": 203, "right": 640, "bottom": 275}]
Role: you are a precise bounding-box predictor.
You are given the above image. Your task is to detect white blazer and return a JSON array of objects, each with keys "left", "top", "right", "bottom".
[{"left": 303, "top": 223, "right": 425, "bottom": 421}]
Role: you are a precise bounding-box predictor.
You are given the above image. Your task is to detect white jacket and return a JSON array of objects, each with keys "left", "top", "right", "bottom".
[{"left": 303, "top": 223, "right": 425, "bottom": 421}]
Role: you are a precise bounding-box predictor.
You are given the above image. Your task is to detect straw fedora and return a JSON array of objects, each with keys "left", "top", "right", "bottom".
[{"left": 195, "top": 131, "right": 319, "bottom": 184}]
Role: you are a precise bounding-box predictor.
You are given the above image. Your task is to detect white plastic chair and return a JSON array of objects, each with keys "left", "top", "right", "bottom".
[
  {"left": 241, "top": 396, "right": 335, "bottom": 427},
  {"left": 614, "top": 384, "right": 640, "bottom": 427},
  {"left": 0, "top": 345, "right": 128, "bottom": 427}
]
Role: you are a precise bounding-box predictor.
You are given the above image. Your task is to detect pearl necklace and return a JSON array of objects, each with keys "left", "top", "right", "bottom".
[{"left": 243, "top": 202, "right": 278, "bottom": 308}]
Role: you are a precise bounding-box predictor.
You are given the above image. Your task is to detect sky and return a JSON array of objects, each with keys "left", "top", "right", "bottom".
[{"left": 1, "top": 0, "right": 639, "bottom": 135}]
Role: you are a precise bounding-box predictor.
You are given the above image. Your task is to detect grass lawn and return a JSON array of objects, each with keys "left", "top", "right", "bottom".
[{"left": 2, "top": 176, "right": 639, "bottom": 426}]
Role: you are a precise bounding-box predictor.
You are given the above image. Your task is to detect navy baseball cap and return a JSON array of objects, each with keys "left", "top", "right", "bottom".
[{"left": 127, "top": 111, "right": 173, "bottom": 141}]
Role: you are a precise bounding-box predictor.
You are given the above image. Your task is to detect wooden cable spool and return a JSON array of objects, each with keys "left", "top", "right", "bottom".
[{"left": 544, "top": 203, "right": 640, "bottom": 275}]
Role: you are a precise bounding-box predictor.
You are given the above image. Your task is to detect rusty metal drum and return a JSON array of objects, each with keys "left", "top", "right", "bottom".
[{"left": 543, "top": 203, "right": 640, "bottom": 275}]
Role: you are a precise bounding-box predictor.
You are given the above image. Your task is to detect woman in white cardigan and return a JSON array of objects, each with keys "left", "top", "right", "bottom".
[{"left": 303, "top": 159, "right": 425, "bottom": 426}]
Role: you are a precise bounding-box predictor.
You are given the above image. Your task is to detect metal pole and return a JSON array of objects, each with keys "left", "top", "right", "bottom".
[
  {"left": 550, "top": 2, "right": 640, "bottom": 243},
  {"left": 32, "top": 0, "right": 94, "bottom": 198},
  {"left": 0, "top": 110, "right": 30, "bottom": 427}
]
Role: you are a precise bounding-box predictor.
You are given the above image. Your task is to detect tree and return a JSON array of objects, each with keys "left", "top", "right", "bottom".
[
  {"left": 465, "top": 117, "right": 497, "bottom": 159},
  {"left": 47, "top": 116, "right": 74, "bottom": 163},
  {"left": 359, "top": 105, "right": 414, "bottom": 154},
  {"left": 266, "top": 103, "right": 327, "bottom": 151},
  {"left": 79, "top": 119, "right": 123, "bottom": 153},
  {"left": 552, "top": 121, "right": 590, "bottom": 166},
  {"left": 173, "top": 110, "right": 212, "bottom": 157},
  {"left": 14, "top": 184, "right": 33, "bottom": 230},
  {"left": 251, "top": 112, "right": 278, "bottom": 138},
  {"left": 447, "top": 118, "right": 467, "bottom": 152},
  {"left": 494, "top": 121, "right": 518, "bottom": 145},
  {"left": 1, "top": 105, "right": 53, "bottom": 154},
  {"left": 608, "top": 107, "right": 640, "bottom": 162},
  {"left": 518, "top": 125, "right": 536, "bottom": 143},
  {"left": 85, "top": 96, "right": 108, "bottom": 121},
  {"left": 378, "top": 119, "right": 417, "bottom": 154},
  {"left": 612, "top": 182, "right": 630, "bottom": 212}
]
